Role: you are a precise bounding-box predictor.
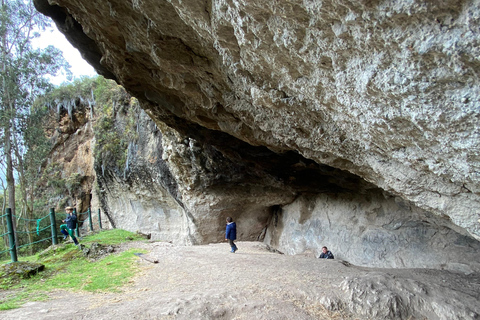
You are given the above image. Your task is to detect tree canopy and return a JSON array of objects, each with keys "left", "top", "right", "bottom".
[{"left": 0, "top": 0, "right": 70, "bottom": 229}]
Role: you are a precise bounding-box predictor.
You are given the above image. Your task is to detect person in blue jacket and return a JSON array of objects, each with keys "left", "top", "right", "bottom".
[
  {"left": 60, "top": 206, "right": 79, "bottom": 245},
  {"left": 225, "top": 217, "right": 238, "bottom": 253}
]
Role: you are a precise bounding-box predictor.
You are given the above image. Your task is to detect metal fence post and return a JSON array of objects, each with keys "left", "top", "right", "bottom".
[
  {"left": 88, "top": 208, "right": 93, "bottom": 232},
  {"left": 6, "top": 208, "right": 18, "bottom": 263},
  {"left": 98, "top": 209, "right": 102, "bottom": 229},
  {"left": 74, "top": 208, "right": 80, "bottom": 237},
  {"left": 49, "top": 208, "right": 58, "bottom": 245}
]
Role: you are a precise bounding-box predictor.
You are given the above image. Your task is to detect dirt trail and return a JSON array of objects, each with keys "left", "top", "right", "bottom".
[{"left": 1, "top": 241, "right": 479, "bottom": 319}]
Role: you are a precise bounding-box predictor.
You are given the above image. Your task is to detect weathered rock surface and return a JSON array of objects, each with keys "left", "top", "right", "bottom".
[
  {"left": 0, "top": 261, "right": 45, "bottom": 280},
  {"left": 81, "top": 242, "right": 115, "bottom": 260},
  {"left": 95, "top": 108, "right": 194, "bottom": 245},
  {"left": 29, "top": 1, "right": 480, "bottom": 318},
  {"left": 34, "top": 0, "right": 480, "bottom": 272},
  {"left": 35, "top": 0, "right": 480, "bottom": 240},
  {"left": 41, "top": 97, "right": 97, "bottom": 213},
  {"left": 265, "top": 192, "right": 480, "bottom": 273},
  {"left": 93, "top": 98, "right": 480, "bottom": 274}
]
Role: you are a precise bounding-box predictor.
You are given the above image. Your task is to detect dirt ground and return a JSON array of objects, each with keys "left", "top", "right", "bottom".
[{"left": 1, "top": 241, "right": 479, "bottom": 320}]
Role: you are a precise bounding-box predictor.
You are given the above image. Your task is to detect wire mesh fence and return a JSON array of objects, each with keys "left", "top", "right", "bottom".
[{"left": 0, "top": 207, "right": 103, "bottom": 263}]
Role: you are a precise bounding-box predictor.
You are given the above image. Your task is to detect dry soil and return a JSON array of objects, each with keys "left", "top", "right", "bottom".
[{"left": 0, "top": 241, "right": 479, "bottom": 320}]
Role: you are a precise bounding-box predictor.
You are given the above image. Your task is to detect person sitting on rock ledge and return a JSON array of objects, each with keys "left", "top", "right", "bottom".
[{"left": 319, "top": 246, "right": 334, "bottom": 259}]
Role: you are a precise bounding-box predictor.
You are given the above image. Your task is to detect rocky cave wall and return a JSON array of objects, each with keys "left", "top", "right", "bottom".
[
  {"left": 94, "top": 101, "right": 480, "bottom": 272},
  {"left": 96, "top": 104, "right": 297, "bottom": 245},
  {"left": 94, "top": 107, "right": 195, "bottom": 245},
  {"left": 266, "top": 192, "right": 480, "bottom": 273},
  {"left": 34, "top": 0, "right": 480, "bottom": 270}
]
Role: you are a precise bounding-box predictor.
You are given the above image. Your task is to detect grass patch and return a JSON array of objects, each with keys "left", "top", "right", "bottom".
[
  {"left": 22, "top": 248, "right": 144, "bottom": 293},
  {"left": 84, "top": 229, "right": 146, "bottom": 244},
  {"left": 0, "top": 229, "right": 148, "bottom": 309},
  {"left": 0, "top": 290, "right": 48, "bottom": 311},
  {"left": 0, "top": 300, "right": 20, "bottom": 311}
]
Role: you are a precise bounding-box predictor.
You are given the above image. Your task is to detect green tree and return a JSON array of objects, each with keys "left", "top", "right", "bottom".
[
  {"left": 22, "top": 103, "right": 53, "bottom": 222},
  {"left": 0, "top": 0, "right": 69, "bottom": 246}
]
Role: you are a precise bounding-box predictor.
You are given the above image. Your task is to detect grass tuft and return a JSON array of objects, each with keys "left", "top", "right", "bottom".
[{"left": 83, "top": 229, "right": 146, "bottom": 244}]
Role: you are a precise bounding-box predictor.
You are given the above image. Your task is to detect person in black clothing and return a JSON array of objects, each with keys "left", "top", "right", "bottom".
[
  {"left": 60, "top": 206, "right": 79, "bottom": 245},
  {"left": 319, "top": 246, "right": 334, "bottom": 259}
]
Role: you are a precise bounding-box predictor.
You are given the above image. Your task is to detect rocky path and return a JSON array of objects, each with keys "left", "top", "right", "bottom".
[{"left": 1, "top": 241, "right": 479, "bottom": 319}]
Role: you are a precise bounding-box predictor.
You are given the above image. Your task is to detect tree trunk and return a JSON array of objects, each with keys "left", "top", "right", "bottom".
[
  {"left": 5, "top": 125, "right": 18, "bottom": 247},
  {"left": 13, "top": 135, "right": 32, "bottom": 254}
]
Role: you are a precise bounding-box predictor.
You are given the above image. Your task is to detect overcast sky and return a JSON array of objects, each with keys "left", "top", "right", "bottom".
[{"left": 32, "top": 25, "right": 98, "bottom": 85}]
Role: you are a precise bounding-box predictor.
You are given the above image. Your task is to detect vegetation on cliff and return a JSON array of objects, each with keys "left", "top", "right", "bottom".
[
  {"left": 35, "top": 75, "right": 139, "bottom": 171},
  {"left": 29, "top": 75, "right": 139, "bottom": 199},
  {"left": 0, "top": 75, "right": 140, "bottom": 259},
  {"left": 92, "top": 77, "right": 139, "bottom": 171}
]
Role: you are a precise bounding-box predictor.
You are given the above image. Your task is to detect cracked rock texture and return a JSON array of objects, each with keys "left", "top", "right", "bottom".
[
  {"left": 34, "top": 0, "right": 480, "bottom": 269},
  {"left": 92, "top": 94, "right": 480, "bottom": 274}
]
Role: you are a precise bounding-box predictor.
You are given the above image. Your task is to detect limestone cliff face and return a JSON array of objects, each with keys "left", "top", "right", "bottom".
[
  {"left": 34, "top": 0, "right": 480, "bottom": 270},
  {"left": 97, "top": 105, "right": 299, "bottom": 245},
  {"left": 95, "top": 99, "right": 480, "bottom": 272},
  {"left": 94, "top": 106, "right": 194, "bottom": 245},
  {"left": 42, "top": 99, "right": 97, "bottom": 214}
]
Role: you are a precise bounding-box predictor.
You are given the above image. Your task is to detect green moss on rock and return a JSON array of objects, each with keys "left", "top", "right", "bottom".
[{"left": 0, "top": 262, "right": 45, "bottom": 280}]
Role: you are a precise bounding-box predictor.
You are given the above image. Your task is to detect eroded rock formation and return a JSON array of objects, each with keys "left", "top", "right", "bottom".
[
  {"left": 34, "top": 0, "right": 480, "bottom": 274},
  {"left": 40, "top": 97, "right": 96, "bottom": 214}
]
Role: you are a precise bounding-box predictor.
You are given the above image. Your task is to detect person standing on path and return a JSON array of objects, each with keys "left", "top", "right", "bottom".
[
  {"left": 225, "top": 217, "right": 238, "bottom": 253},
  {"left": 60, "top": 206, "right": 79, "bottom": 245}
]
